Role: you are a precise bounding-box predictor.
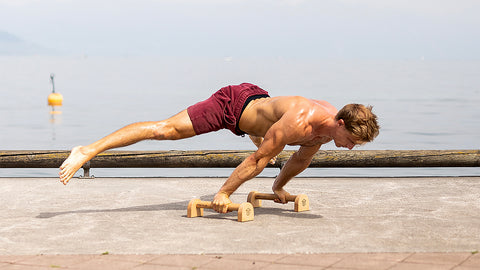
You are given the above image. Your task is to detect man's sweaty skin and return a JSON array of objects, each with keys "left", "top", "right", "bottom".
[
  {"left": 60, "top": 96, "right": 364, "bottom": 214},
  {"left": 210, "top": 96, "right": 360, "bottom": 213}
]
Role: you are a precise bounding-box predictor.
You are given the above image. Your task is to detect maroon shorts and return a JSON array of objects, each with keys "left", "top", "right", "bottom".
[{"left": 187, "top": 83, "right": 269, "bottom": 136}]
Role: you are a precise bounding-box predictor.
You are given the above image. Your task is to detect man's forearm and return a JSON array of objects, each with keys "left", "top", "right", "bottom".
[
  {"left": 272, "top": 153, "right": 311, "bottom": 191},
  {"left": 218, "top": 154, "right": 269, "bottom": 196}
]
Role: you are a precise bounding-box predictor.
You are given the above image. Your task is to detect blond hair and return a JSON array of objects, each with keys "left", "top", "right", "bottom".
[{"left": 335, "top": 104, "right": 379, "bottom": 142}]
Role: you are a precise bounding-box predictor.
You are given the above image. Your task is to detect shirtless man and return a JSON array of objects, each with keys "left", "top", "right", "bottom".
[{"left": 59, "top": 83, "right": 379, "bottom": 213}]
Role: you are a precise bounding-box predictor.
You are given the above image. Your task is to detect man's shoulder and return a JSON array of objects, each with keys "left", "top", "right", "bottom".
[
  {"left": 271, "top": 96, "right": 313, "bottom": 110},
  {"left": 309, "top": 100, "right": 338, "bottom": 116},
  {"left": 275, "top": 96, "right": 334, "bottom": 109},
  {"left": 277, "top": 97, "right": 335, "bottom": 116}
]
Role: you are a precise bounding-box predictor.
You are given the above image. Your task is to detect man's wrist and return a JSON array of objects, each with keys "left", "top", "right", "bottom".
[
  {"left": 272, "top": 185, "right": 283, "bottom": 192},
  {"left": 272, "top": 179, "right": 283, "bottom": 191},
  {"left": 217, "top": 190, "right": 231, "bottom": 197}
]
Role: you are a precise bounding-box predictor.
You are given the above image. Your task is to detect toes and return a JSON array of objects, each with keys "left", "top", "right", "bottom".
[{"left": 59, "top": 169, "right": 73, "bottom": 185}]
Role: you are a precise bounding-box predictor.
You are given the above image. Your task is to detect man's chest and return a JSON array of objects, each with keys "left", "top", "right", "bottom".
[{"left": 288, "top": 134, "right": 332, "bottom": 147}]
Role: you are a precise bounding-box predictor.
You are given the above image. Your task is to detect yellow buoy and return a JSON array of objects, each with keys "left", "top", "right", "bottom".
[
  {"left": 48, "top": 73, "right": 63, "bottom": 106},
  {"left": 48, "top": 92, "right": 63, "bottom": 106}
]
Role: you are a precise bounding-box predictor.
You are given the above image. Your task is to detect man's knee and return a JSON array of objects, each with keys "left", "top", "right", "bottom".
[
  {"left": 151, "top": 121, "right": 173, "bottom": 140},
  {"left": 152, "top": 121, "right": 187, "bottom": 140}
]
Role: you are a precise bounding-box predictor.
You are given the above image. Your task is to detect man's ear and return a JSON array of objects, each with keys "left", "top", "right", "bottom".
[{"left": 337, "top": 119, "right": 345, "bottom": 127}]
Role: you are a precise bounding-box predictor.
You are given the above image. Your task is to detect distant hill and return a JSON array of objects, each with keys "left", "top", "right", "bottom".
[
  {"left": 0, "top": 31, "right": 54, "bottom": 55},
  {"left": 0, "top": 31, "right": 22, "bottom": 42}
]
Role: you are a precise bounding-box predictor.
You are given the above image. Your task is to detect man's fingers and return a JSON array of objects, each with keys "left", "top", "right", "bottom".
[
  {"left": 213, "top": 202, "right": 220, "bottom": 212},
  {"left": 269, "top": 156, "right": 277, "bottom": 165},
  {"left": 218, "top": 202, "right": 228, "bottom": 213},
  {"left": 273, "top": 196, "right": 287, "bottom": 204},
  {"left": 213, "top": 202, "right": 229, "bottom": 213},
  {"left": 212, "top": 192, "right": 232, "bottom": 213}
]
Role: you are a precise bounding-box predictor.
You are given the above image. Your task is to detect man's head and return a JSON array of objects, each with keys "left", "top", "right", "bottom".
[{"left": 334, "top": 104, "right": 379, "bottom": 148}]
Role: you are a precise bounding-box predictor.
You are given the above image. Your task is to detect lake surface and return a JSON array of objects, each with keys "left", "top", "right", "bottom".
[{"left": 1, "top": 56, "right": 479, "bottom": 177}]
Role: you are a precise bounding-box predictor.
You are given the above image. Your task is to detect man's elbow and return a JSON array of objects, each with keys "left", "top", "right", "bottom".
[{"left": 251, "top": 153, "right": 273, "bottom": 169}]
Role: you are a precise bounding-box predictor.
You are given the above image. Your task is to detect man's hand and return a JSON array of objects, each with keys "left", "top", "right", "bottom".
[
  {"left": 269, "top": 156, "right": 277, "bottom": 165},
  {"left": 212, "top": 192, "right": 232, "bottom": 213},
  {"left": 273, "top": 188, "right": 291, "bottom": 204}
]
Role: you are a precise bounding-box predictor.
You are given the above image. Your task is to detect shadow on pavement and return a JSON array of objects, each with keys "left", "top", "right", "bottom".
[{"left": 36, "top": 193, "right": 322, "bottom": 220}]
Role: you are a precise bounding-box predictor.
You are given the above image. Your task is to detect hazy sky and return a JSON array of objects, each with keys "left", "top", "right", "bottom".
[{"left": 0, "top": 0, "right": 479, "bottom": 59}]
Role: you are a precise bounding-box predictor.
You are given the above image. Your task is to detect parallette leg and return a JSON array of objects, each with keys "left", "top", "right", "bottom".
[
  {"left": 187, "top": 199, "right": 254, "bottom": 222},
  {"left": 247, "top": 191, "right": 262, "bottom": 207},
  {"left": 187, "top": 199, "right": 204, "bottom": 218},
  {"left": 236, "top": 202, "right": 254, "bottom": 222},
  {"left": 294, "top": 194, "right": 309, "bottom": 212}
]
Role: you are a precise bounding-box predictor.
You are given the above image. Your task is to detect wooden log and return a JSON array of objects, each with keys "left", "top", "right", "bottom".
[
  {"left": 0, "top": 151, "right": 69, "bottom": 168},
  {"left": 308, "top": 150, "right": 480, "bottom": 167},
  {"left": 0, "top": 150, "right": 478, "bottom": 168}
]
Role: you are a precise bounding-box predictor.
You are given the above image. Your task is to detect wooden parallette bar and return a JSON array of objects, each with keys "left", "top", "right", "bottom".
[
  {"left": 187, "top": 199, "right": 254, "bottom": 222},
  {"left": 247, "top": 191, "right": 309, "bottom": 212}
]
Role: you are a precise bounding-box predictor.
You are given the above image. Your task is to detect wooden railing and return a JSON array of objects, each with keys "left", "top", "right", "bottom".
[{"left": 1, "top": 150, "right": 478, "bottom": 169}]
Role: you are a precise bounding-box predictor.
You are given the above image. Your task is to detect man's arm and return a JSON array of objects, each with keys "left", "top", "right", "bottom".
[
  {"left": 272, "top": 144, "right": 321, "bottom": 203},
  {"left": 249, "top": 135, "right": 277, "bottom": 165},
  {"left": 212, "top": 126, "right": 288, "bottom": 213}
]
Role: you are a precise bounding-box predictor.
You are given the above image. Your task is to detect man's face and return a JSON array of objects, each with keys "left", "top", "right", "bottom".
[{"left": 334, "top": 120, "right": 364, "bottom": 150}]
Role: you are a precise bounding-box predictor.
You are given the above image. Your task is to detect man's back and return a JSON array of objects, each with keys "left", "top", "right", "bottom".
[{"left": 239, "top": 96, "right": 338, "bottom": 140}]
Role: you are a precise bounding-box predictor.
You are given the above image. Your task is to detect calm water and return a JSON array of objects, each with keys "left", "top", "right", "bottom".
[{"left": 1, "top": 56, "right": 479, "bottom": 177}]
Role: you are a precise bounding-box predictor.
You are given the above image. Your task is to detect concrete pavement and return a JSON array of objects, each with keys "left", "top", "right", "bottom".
[
  {"left": 0, "top": 176, "right": 479, "bottom": 268},
  {"left": 1, "top": 252, "right": 479, "bottom": 269}
]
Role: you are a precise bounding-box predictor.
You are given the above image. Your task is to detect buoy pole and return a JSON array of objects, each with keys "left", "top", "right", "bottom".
[
  {"left": 48, "top": 73, "right": 63, "bottom": 114},
  {"left": 50, "top": 74, "right": 56, "bottom": 93}
]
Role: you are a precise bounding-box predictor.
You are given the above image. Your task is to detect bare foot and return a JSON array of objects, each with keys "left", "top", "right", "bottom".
[{"left": 59, "top": 146, "right": 90, "bottom": 185}]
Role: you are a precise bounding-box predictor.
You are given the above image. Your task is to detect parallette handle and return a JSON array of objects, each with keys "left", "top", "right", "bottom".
[
  {"left": 254, "top": 193, "right": 297, "bottom": 202},
  {"left": 196, "top": 201, "right": 241, "bottom": 212}
]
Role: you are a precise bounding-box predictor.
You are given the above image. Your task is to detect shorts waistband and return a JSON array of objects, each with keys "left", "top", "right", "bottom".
[{"left": 235, "top": 94, "right": 270, "bottom": 136}]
